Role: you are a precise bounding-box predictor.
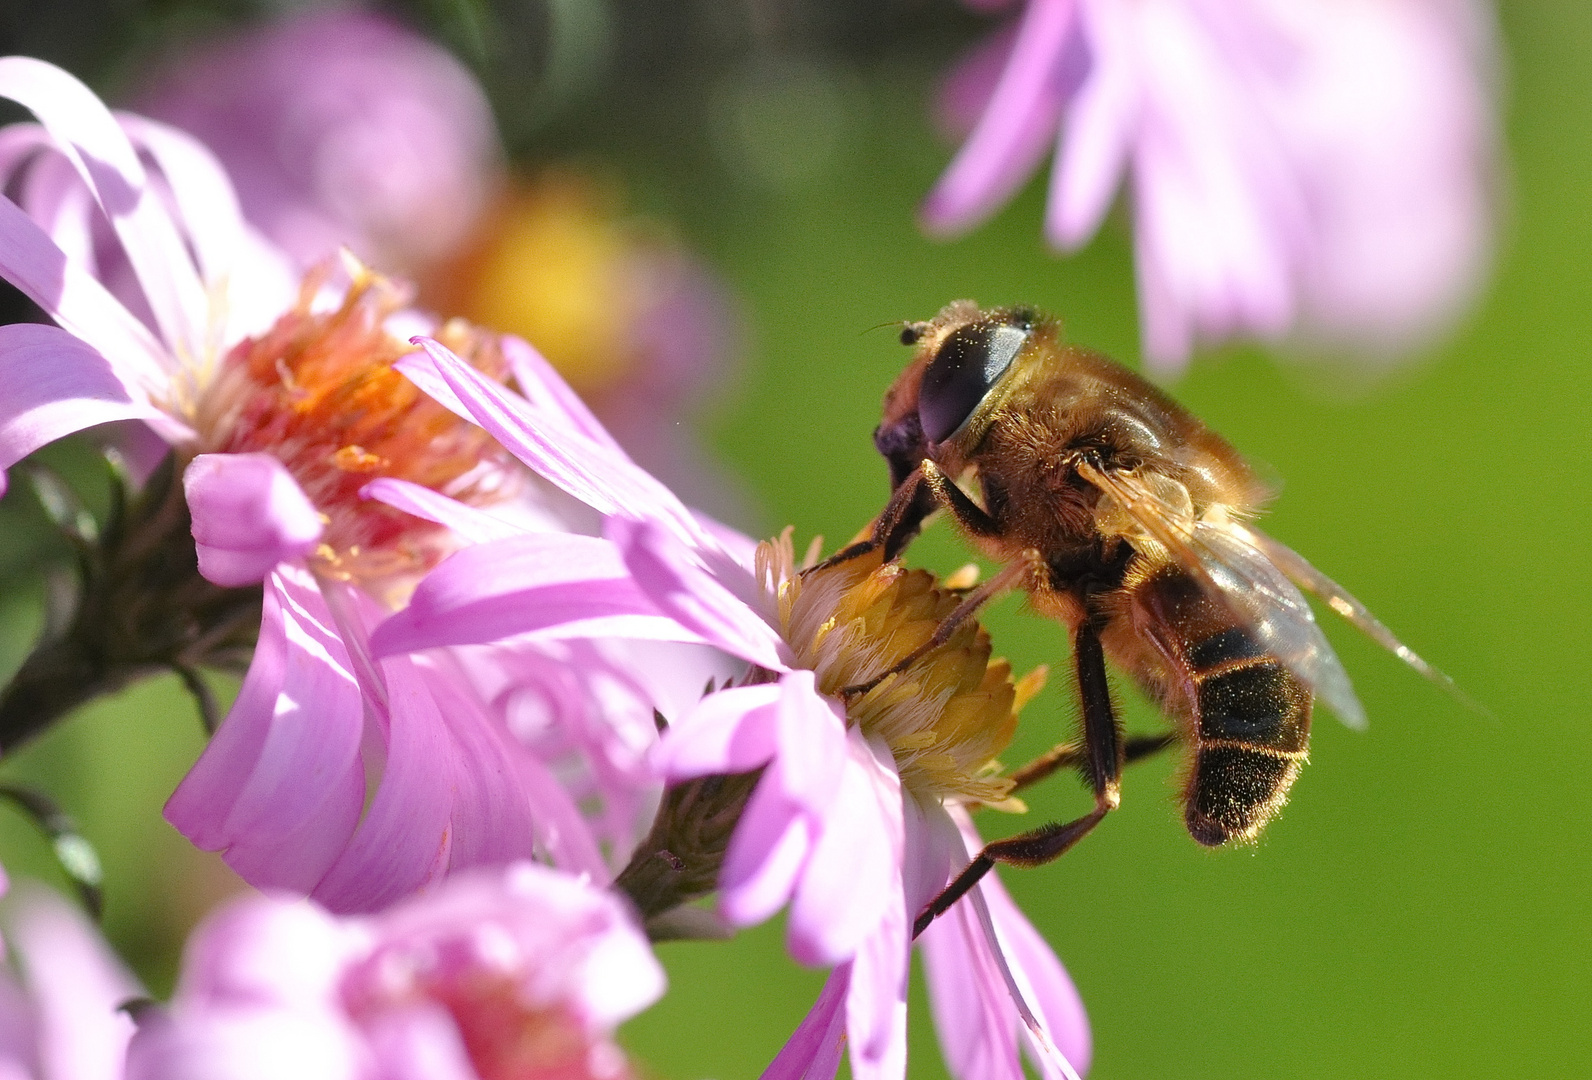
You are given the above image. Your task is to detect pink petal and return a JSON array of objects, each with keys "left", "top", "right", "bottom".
[
  {"left": 176, "top": 895, "right": 350, "bottom": 1008},
  {"left": 0, "top": 58, "right": 208, "bottom": 361},
  {"left": 844, "top": 816, "right": 910, "bottom": 1080},
  {"left": 4, "top": 883, "right": 143, "bottom": 1080},
  {"left": 184, "top": 453, "right": 324, "bottom": 587},
  {"left": 763, "top": 963, "right": 852, "bottom": 1080},
  {"left": 310, "top": 655, "right": 457, "bottom": 913},
  {"left": 500, "top": 333, "right": 625, "bottom": 454},
  {"left": 1046, "top": 1, "right": 1138, "bottom": 249},
  {"left": 768, "top": 672, "right": 848, "bottom": 818},
  {"left": 400, "top": 338, "right": 698, "bottom": 540},
  {"left": 787, "top": 731, "right": 903, "bottom": 967},
  {"left": 369, "top": 532, "right": 706, "bottom": 658},
  {"left": 361, "top": 1004, "right": 479, "bottom": 1080},
  {"left": 651, "top": 683, "right": 782, "bottom": 780},
  {"left": 920, "top": 892, "right": 1025, "bottom": 1080},
  {"left": 0, "top": 322, "right": 160, "bottom": 494},
  {"left": 0, "top": 194, "right": 176, "bottom": 400},
  {"left": 360, "top": 477, "right": 526, "bottom": 543},
  {"left": 166, "top": 569, "right": 366, "bottom": 892},
  {"left": 719, "top": 780, "right": 816, "bottom": 929},
  {"left": 114, "top": 112, "right": 298, "bottom": 343},
  {"left": 611, "top": 515, "right": 789, "bottom": 672},
  {"left": 125, "top": 1007, "right": 364, "bottom": 1080},
  {"left": 921, "top": 0, "right": 1080, "bottom": 236}
]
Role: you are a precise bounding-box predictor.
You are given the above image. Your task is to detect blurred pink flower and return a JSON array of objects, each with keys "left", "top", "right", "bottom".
[
  {"left": 136, "top": 8, "right": 502, "bottom": 275},
  {"left": 124, "top": 862, "right": 663, "bottom": 1080},
  {"left": 368, "top": 337, "right": 1087, "bottom": 1079},
  {"left": 925, "top": 0, "right": 1499, "bottom": 371},
  {"left": 0, "top": 883, "right": 143, "bottom": 1080}
]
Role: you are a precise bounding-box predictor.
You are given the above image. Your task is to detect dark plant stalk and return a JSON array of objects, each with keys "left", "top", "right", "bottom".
[{"left": 0, "top": 453, "right": 261, "bottom": 752}]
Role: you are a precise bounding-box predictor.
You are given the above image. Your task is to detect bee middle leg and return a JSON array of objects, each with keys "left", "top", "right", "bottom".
[{"left": 913, "top": 618, "right": 1122, "bottom": 938}]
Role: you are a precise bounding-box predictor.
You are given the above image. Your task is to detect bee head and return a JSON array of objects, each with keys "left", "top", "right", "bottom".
[{"left": 916, "top": 308, "right": 1034, "bottom": 444}]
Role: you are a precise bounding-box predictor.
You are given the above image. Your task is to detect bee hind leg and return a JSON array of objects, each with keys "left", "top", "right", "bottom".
[
  {"left": 1007, "top": 731, "right": 1176, "bottom": 793},
  {"left": 913, "top": 619, "right": 1122, "bottom": 938}
]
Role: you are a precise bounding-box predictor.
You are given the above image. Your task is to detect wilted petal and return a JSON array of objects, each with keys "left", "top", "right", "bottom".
[
  {"left": 369, "top": 532, "right": 704, "bottom": 657},
  {"left": 0, "top": 322, "right": 159, "bottom": 495},
  {"left": 184, "top": 453, "right": 324, "bottom": 587}
]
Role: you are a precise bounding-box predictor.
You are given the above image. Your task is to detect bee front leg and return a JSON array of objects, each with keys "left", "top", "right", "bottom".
[
  {"left": 841, "top": 549, "right": 1045, "bottom": 697},
  {"left": 913, "top": 618, "right": 1123, "bottom": 938},
  {"left": 812, "top": 461, "right": 940, "bottom": 574},
  {"left": 1007, "top": 731, "right": 1176, "bottom": 793}
]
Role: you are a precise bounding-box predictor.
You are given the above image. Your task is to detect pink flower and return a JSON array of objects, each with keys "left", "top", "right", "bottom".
[
  {"left": 368, "top": 337, "right": 1087, "bottom": 1078},
  {"left": 124, "top": 862, "right": 664, "bottom": 1080},
  {"left": 925, "top": 0, "right": 1499, "bottom": 371},
  {"left": 0, "top": 58, "right": 651, "bottom": 910},
  {"left": 135, "top": 9, "right": 502, "bottom": 275},
  {"left": 0, "top": 882, "right": 144, "bottom": 1080}
]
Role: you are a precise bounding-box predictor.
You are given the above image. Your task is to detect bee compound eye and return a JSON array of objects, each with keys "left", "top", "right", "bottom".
[{"left": 917, "top": 321, "right": 1029, "bottom": 443}]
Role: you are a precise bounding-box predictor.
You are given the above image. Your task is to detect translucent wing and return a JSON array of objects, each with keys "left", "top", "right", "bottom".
[
  {"left": 1236, "top": 524, "right": 1468, "bottom": 705},
  {"left": 1075, "top": 461, "right": 1367, "bottom": 729}
]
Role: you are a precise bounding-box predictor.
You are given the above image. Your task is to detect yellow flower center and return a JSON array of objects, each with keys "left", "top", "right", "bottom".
[
  {"left": 193, "top": 264, "right": 516, "bottom": 587},
  {"left": 758, "top": 532, "right": 1046, "bottom": 804}
]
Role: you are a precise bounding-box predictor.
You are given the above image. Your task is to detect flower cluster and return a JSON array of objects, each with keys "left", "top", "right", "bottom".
[{"left": 0, "top": 0, "right": 1501, "bottom": 1071}]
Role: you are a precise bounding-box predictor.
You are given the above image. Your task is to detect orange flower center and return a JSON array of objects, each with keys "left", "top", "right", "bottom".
[{"left": 194, "top": 266, "right": 515, "bottom": 586}]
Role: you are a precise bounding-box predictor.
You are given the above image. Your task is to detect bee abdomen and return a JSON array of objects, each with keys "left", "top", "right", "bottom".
[{"left": 1184, "top": 651, "right": 1312, "bottom": 846}]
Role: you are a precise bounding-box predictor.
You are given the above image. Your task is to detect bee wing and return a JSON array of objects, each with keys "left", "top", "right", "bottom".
[
  {"left": 1235, "top": 524, "right": 1465, "bottom": 703},
  {"left": 1075, "top": 461, "right": 1367, "bottom": 729}
]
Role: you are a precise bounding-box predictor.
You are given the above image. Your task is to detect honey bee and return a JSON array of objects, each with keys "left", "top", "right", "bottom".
[{"left": 827, "top": 301, "right": 1450, "bottom": 935}]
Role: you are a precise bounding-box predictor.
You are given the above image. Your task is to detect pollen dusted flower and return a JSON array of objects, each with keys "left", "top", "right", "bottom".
[
  {"left": 0, "top": 58, "right": 637, "bottom": 911},
  {"left": 925, "top": 0, "right": 1500, "bottom": 370},
  {"left": 367, "top": 336, "right": 1091, "bottom": 1078},
  {"left": 124, "top": 862, "right": 664, "bottom": 1080}
]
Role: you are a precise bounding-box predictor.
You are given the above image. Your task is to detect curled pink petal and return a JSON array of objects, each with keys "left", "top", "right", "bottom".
[
  {"left": 166, "top": 568, "right": 366, "bottom": 892},
  {"left": 611, "top": 515, "right": 789, "bottom": 672},
  {"left": 310, "top": 656, "right": 458, "bottom": 913},
  {"left": 0, "top": 56, "right": 209, "bottom": 362},
  {"left": 184, "top": 453, "right": 324, "bottom": 587},
  {"left": 0, "top": 322, "right": 158, "bottom": 495},
  {"left": 651, "top": 683, "right": 783, "bottom": 780}
]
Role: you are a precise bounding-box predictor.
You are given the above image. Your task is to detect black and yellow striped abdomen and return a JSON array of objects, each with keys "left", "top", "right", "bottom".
[{"left": 1129, "top": 565, "right": 1313, "bottom": 846}]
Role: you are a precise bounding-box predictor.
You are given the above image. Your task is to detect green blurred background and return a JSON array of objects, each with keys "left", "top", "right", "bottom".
[{"left": 0, "top": 2, "right": 1588, "bottom": 1078}]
